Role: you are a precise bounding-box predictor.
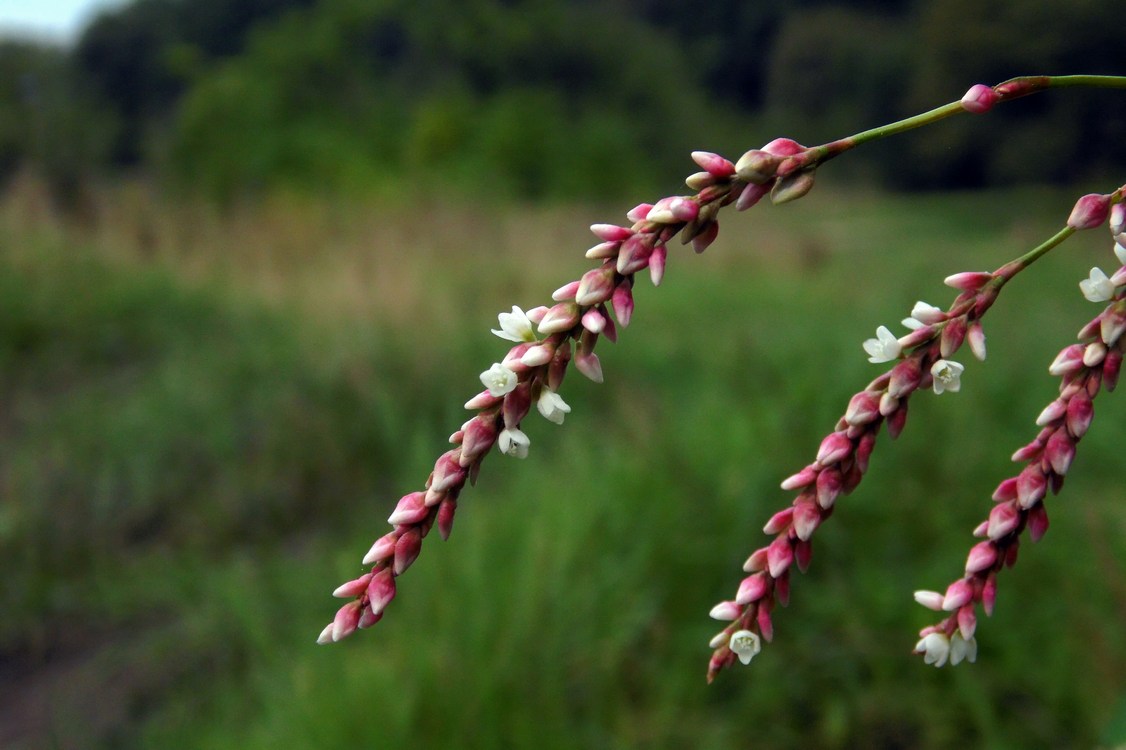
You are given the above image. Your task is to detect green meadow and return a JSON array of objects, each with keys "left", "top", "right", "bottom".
[{"left": 2, "top": 182, "right": 1125, "bottom": 748}]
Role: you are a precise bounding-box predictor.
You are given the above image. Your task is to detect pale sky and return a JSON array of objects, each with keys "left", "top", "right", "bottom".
[{"left": 0, "top": 0, "right": 127, "bottom": 42}]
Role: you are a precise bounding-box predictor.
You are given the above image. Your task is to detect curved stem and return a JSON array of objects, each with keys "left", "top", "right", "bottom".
[{"left": 804, "top": 74, "right": 1126, "bottom": 167}]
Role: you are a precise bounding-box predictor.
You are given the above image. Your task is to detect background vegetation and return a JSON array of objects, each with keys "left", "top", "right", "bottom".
[{"left": 1, "top": 1, "right": 1124, "bottom": 748}]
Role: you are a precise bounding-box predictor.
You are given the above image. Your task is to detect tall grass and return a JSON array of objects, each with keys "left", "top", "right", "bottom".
[{"left": 2, "top": 178, "right": 1124, "bottom": 748}]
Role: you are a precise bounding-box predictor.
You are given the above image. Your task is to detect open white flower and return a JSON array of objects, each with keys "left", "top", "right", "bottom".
[
  {"left": 728, "top": 629, "right": 762, "bottom": 665},
  {"left": 498, "top": 427, "right": 530, "bottom": 458},
  {"left": 480, "top": 363, "right": 518, "bottom": 397},
  {"left": 491, "top": 306, "right": 537, "bottom": 342},
  {"left": 948, "top": 632, "right": 978, "bottom": 665},
  {"left": 930, "top": 359, "right": 964, "bottom": 394},
  {"left": 915, "top": 632, "right": 951, "bottom": 667},
  {"left": 863, "top": 325, "right": 902, "bottom": 363},
  {"left": 1079, "top": 267, "right": 1115, "bottom": 302},
  {"left": 536, "top": 388, "right": 571, "bottom": 425}
]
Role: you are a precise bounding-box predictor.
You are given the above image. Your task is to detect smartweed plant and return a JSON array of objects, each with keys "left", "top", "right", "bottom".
[{"left": 317, "top": 75, "right": 1126, "bottom": 682}]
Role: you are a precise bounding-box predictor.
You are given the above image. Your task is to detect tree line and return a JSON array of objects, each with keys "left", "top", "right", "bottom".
[{"left": 2, "top": 0, "right": 1122, "bottom": 204}]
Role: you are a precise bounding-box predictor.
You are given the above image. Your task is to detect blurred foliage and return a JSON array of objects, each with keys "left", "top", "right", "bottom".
[
  {"left": 1, "top": 0, "right": 1124, "bottom": 203},
  {"left": 1, "top": 186, "right": 1125, "bottom": 748}
]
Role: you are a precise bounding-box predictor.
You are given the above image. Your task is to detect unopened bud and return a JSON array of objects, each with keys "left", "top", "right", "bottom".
[
  {"left": 960, "top": 84, "right": 998, "bottom": 114},
  {"left": 1067, "top": 193, "right": 1112, "bottom": 230}
]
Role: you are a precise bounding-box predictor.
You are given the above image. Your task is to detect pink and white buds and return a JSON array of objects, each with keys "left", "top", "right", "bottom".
[
  {"left": 709, "top": 600, "right": 743, "bottom": 620},
  {"left": 964, "top": 541, "right": 998, "bottom": 575},
  {"left": 944, "top": 271, "right": 994, "bottom": 292},
  {"left": 590, "top": 223, "right": 633, "bottom": 242},
  {"left": 942, "top": 579, "right": 974, "bottom": 611},
  {"left": 393, "top": 528, "right": 423, "bottom": 574},
  {"left": 1067, "top": 193, "right": 1112, "bottom": 230},
  {"left": 960, "top": 84, "right": 999, "bottom": 114},
  {"left": 388, "top": 492, "right": 429, "bottom": 526},
  {"left": 735, "top": 573, "right": 769, "bottom": 605},
  {"left": 691, "top": 150, "right": 736, "bottom": 177},
  {"left": 333, "top": 573, "right": 374, "bottom": 599},
  {"left": 537, "top": 302, "right": 582, "bottom": 335},
  {"left": 913, "top": 590, "right": 945, "bottom": 611},
  {"left": 366, "top": 568, "right": 397, "bottom": 615},
  {"left": 816, "top": 431, "right": 852, "bottom": 465},
  {"left": 646, "top": 196, "right": 699, "bottom": 225},
  {"left": 616, "top": 234, "right": 653, "bottom": 275},
  {"left": 575, "top": 264, "right": 617, "bottom": 306},
  {"left": 734, "top": 149, "right": 780, "bottom": 184}
]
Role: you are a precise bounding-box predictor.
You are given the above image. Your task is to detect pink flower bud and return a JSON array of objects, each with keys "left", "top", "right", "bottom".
[
  {"left": 965, "top": 541, "right": 998, "bottom": 574},
  {"left": 967, "top": 321, "right": 987, "bottom": 361},
  {"left": 1083, "top": 342, "right": 1107, "bottom": 367},
  {"left": 525, "top": 306, "right": 549, "bottom": 324},
  {"left": 575, "top": 264, "right": 617, "bottom": 306},
  {"left": 944, "top": 271, "right": 993, "bottom": 291},
  {"left": 957, "top": 605, "right": 977, "bottom": 640},
  {"left": 981, "top": 573, "right": 997, "bottom": 616},
  {"left": 757, "top": 602, "right": 775, "bottom": 642},
  {"left": 1036, "top": 399, "right": 1067, "bottom": 426},
  {"left": 692, "top": 150, "right": 736, "bottom": 177},
  {"left": 616, "top": 233, "right": 653, "bottom": 275},
  {"left": 538, "top": 302, "right": 582, "bottom": 335},
  {"left": 1067, "top": 193, "right": 1112, "bottom": 230},
  {"left": 913, "top": 590, "right": 945, "bottom": 610},
  {"left": 331, "top": 600, "right": 362, "bottom": 642},
  {"left": 780, "top": 465, "right": 818, "bottom": 491},
  {"left": 742, "top": 546, "right": 769, "bottom": 573},
  {"left": 503, "top": 381, "right": 532, "bottom": 428},
  {"left": 991, "top": 477, "right": 1018, "bottom": 502},
  {"left": 766, "top": 536, "right": 794, "bottom": 578},
  {"left": 735, "top": 182, "right": 770, "bottom": 211},
  {"left": 611, "top": 280, "right": 634, "bottom": 327},
  {"left": 1100, "top": 307, "right": 1126, "bottom": 347},
  {"left": 685, "top": 171, "right": 714, "bottom": 190},
  {"left": 575, "top": 348, "right": 604, "bottom": 383},
  {"left": 552, "top": 280, "right": 581, "bottom": 301},
  {"left": 649, "top": 243, "right": 667, "bottom": 286},
  {"left": 942, "top": 579, "right": 974, "bottom": 611},
  {"left": 366, "top": 568, "right": 397, "bottom": 615},
  {"left": 432, "top": 451, "right": 467, "bottom": 492},
  {"left": 626, "top": 203, "right": 652, "bottom": 222},
  {"left": 581, "top": 308, "right": 606, "bottom": 335},
  {"left": 520, "top": 343, "right": 555, "bottom": 368},
  {"left": 940, "top": 317, "right": 967, "bottom": 358},
  {"left": 1004, "top": 540, "right": 1020, "bottom": 568},
  {"left": 393, "top": 528, "right": 423, "bottom": 575},
  {"left": 1015, "top": 466, "right": 1047, "bottom": 509},
  {"left": 816, "top": 431, "right": 852, "bottom": 465},
  {"left": 960, "top": 84, "right": 998, "bottom": 114},
  {"left": 362, "top": 532, "right": 399, "bottom": 565},
  {"left": 1048, "top": 344, "right": 1086, "bottom": 377},
  {"left": 1010, "top": 439, "right": 1043, "bottom": 463},
  {"left": 1104, "top": 350, "right": 1122, "bottom": 391},
  {"left": 464, "top": 390, "right": 502, "bottom": 410},
  {"left": 585, "top": 241, "right": 618, "bottom": 260},
  {"left": 736, "top": 573, "right": 769, "bottom": 605},
  {"left": 387, "top": 491, "right": 429, "bottom": 526},
  {"left": 647, "top": 196, "right": 699, "bottom": 224},
  {"left": 692, "top": 221, "right": 720, "bottom": 254},
  {"left": 734, "top": 149, "right": 780, "bottom": 183},
  {"left": 888, "top": 358, "right": 923, "bottom": 398},
  {"left": 1027, "top": 504, "right": 1049, "bottom": 542},
  {"left": 1044, "top": 429, "right": 1076, "bottom": 475},
  {"left": 1111, "top": 203, "right": 1126, "bottom": 236},
  {"left": 854, "top": 433, "right": 876, "bottom": 474},
  {"left": 333, "top": 573, "right": 374, "bottom": 598},
  {"left": 774, "top": 570, "right": 790, "bottom": 606},
  {"left": 763, "top": 507, "right": 794, "bottom": 535},
  {"left": 986, "top": 502, "right": 1021, "bottom": 540},
  {"left": 762, "top": 137, "right": 805, "bottom": 157},
  {"left": 792, "top": 501, "right": 821, "bottom": 541},
  {"left": 1066, "top": 392, "right": 1094, "bottom": 437},
  {"left": 794, "top": 539, "right": 813, "bottom": 572},
  {"left": 590, "top": 223, "right": 633, "bottom": 242},
  {"left": 437, "top": 497, "right": 457, "bottom": 540},
  {"left": 887, "top": 403, "right": 908, "bottom": 439},
  {"left": 815, "top": 468, "right": 842, "bottom": 509},
  {"left": 844, "top": 391, "right": 881, "bottom": 426},
  {"left": 357, "top": 606, "right": 382, "bottom": 629},
  {"left": 709, "top": 600, "right": 743, "bottom": 620}
]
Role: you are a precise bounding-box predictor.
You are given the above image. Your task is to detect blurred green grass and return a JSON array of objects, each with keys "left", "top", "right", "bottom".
[{"left": 1, "top": 182, "right": 1125, "bottom": 749}]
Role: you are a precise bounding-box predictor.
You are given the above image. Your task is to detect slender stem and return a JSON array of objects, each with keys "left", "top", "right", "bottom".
[
  {"left": 995, "top": 226, "right": 1076, "bottom": 286},
  {"left": 804, "top": 74, "right": 1126, "bottom": 167}
]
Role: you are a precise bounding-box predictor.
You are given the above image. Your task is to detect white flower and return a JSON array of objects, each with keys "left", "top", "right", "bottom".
[
  {"left": 915, "top": 632, "right": 951, "bottom": 667},
  {"left": 491, "top": 306, "right": 537, "bottom": 342},
  {"left": 497, "top": 427, "right": 530, "bottom": 458},
  {"left": 728, "top": 629, "right": 762, "bottom": 665},
  {"left": 948, "top": 633, "right": 978, "bottom": 665},
  {"left": 1079, "top": 267, "right": 1115, "bottom": 302},
  {"left": 480, "top": 363, "right": 518, "bottom": 397},
  {"left": 863, "top": 325, "right": 902, "bottom": 363},
  {"left": 1115, "top": 242, "right": 1126, "bottom": 267},
  {"left": 930, "top": 359, "right": 964, "bottom": 394},
  {"left": 536, "top": 388, "right": 571, "bottom": 425},
  {"left": 901, "top": 317, "right": 925, "bottom": 330},
  {"left": 910, "top": 300, "right": 945, "bottom": 324}
]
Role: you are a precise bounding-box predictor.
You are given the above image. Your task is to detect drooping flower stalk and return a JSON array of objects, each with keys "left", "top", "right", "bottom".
[
  {"left": 706, "top": 189, "right": 1123, "bottom": 681},
  {"left": 317, "top": 77, "right": 1126, "bottom": 663},
  {"left": 912, "top": 205, "right": 1126, "bottom": 668}
]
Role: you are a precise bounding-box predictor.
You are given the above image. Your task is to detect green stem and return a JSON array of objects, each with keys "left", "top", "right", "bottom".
[{"left": 804, "top": 74, "right": 1126, "bottom": 167}]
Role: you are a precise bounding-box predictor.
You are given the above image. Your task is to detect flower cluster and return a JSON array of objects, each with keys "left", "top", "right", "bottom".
[
  {"left": 318, "top": 135, "right": 831, "bottom": 643},
  {"left": 315, "top": 77, "right": 1126, "bottom": 688},
  {"left": 705, "top": 266, "right": 999, "bottom": 681},
  {"left": 911, "top": 214, "right": 1125, "bottom": 666}
]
